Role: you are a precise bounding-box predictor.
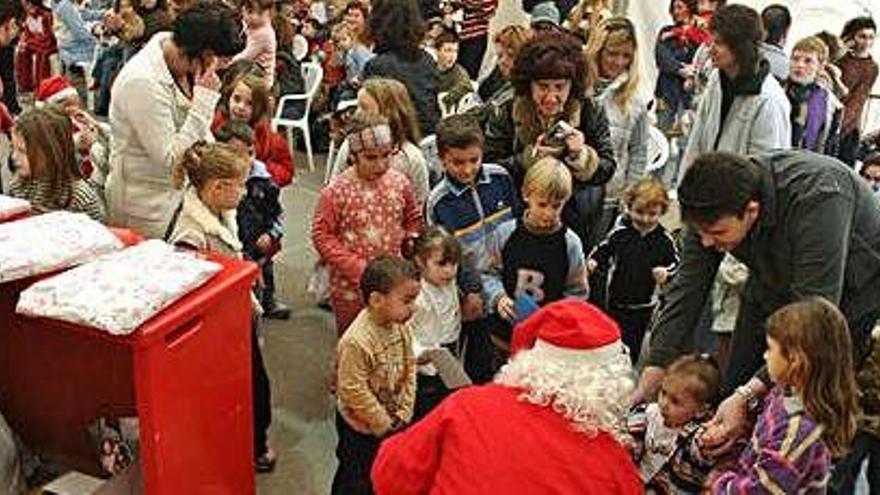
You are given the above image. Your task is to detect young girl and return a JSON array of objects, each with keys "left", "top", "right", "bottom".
[
  {"left": 406, "top": 227, "right": 463, "bottom": 419},
  {"left": 329, "top": 78, "right": 430, "bottom": 202},
  {"left": 333, "top": 256, "right": 420, "bottom": 495},
  {"left": 15, "top": 0, "right": 57, "bottom": 97},
  {"left": 628, "top": 354, "right": 719, "bottom": 493},
  {"left": 232, "top": 0, "right": 277, "bottom": 88},
  {"left": 8, "top": 106, "right": 105, "bottom": 222},
  {"left": 562, "top": 0, "right": 612, "bottom": 43},
  {"left": 312, "top": 111, "right": 423, "bottom": 334},
  {"left": 710, "top": 297, "right": 860, "bottom": 493},
  {"left": 166, "top": 141, "right": 276, "bottom": 472},
  {"left": 212, "top": 73, "right": 295, "bottom": 187}
]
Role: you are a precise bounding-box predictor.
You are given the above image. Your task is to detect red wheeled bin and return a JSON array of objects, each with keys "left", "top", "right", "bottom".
[{"left": 0, "top": 235, "right": 259, "bottom": 494}]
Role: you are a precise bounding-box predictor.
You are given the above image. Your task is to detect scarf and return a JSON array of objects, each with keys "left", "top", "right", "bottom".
[{"left": 786, "top": 81, "right": 828, "bottom": 151}]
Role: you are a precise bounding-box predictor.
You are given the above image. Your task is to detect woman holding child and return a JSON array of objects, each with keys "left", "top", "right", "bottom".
[{"left": 484, "top": 31, "right": 616, "bottom": 250}]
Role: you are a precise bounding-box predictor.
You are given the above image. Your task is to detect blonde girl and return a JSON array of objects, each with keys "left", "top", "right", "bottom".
[
  {"left": 8, "top": 106, "right": 105, "bottom": 222},
  {"left": 312, "top": 111, "right": 424, "bottom": 334},
  {"left": 710, "top": 298, "right": 860, "bottom": 493},
  {"left": 167, "top": 141, "right": 276, "bottom": 473},
  {"left": 585, "top": 16, "right": 649, "bottom": 237},
  {"left": 563, "top": 0, "right": 612, "bottom": 43},
  {"left": 329, "top": 78, "right": 430, "bottom": 202}
]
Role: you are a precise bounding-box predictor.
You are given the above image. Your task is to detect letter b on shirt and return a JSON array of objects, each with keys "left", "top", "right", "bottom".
[{"left": 515, "top": 269, "right": 545, "bottom": 302}]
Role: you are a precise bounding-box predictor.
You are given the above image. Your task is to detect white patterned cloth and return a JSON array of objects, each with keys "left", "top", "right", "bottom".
[
  {"left": 0, "top": 195, "right": 30, "bottom": 221},
  {"left": 16, "top": 240, "right": 222, "bottom": 335},
  {"left": 0, "top": 211, "right": 122, "bottom": 282}
]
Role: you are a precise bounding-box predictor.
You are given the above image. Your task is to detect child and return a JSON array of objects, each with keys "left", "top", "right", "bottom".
[
  {"left": 232, "top": 0, "right": 277, "bottom": 88},
  {"left": 785, "top": 36, "right": 843, "bottom": 155},
  {"left": 8, "top": 106, "right": 105, "bottom": 222},
  {"left": 837, "top": 16, "right": 878, "bottom": 166},
  {"left": 628, "top": 354, "right": 720, "bottom": 493},
  {"left": 36, "top": 75, "right": 112, "bottom": 198},
  {"left": 331, "top": 21, "right": 373, "bottom": 88},
  {"left": 426, "top": 113, "right": 521, "bottom": 381},
  {"left": 311, "top": 112, "right": 423, "bottom": 334},
  {"left": 332, "top": 256, "right": 419, "bottom": 495},
  {"left": 483, "top": 157, "right": 589, "bottom": 345},
  {"left": 435, "top": 29, "right": 473, "bottom": 111},
  {"left": 833, "top": 330, "right": 880, "bottom": 494},
  {"left": 710, "top": 297, "right": 860, "bottom": 493},
  {"left": 587, "top": 177, "right": 678, "bottom": 363},
  {"left": 215, "top": 121, "right": 290, "bottom": 320},
  {"left": 166, "top": 141, "right": 276, "bottom": 472},
  {"left": 329, "top": 78, "right": 430, "bottom": 202},
  {"left": 860, "top": 152, "right": 880, "bottom": 197},
  {"left": 405, "top": 227, "right": 464, "bottom": 419},
  {"left": 15, "top": 0, "right": 57, "bottom": 98},
  {"left": 213, "top": 73, "right": 295, "bottom": 187}
]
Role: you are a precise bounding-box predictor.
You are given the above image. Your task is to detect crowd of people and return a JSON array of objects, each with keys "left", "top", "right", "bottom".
[{"left": 0, "top": 0, "right": 879, "bottom": 492}]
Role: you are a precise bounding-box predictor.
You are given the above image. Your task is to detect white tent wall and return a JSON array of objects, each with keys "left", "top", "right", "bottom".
[{"left": 626, "top": 0, "right": 880, "bottom": 133}]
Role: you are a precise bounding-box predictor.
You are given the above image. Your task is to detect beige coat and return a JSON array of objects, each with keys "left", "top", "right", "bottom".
[
  {"left": 106, "top": 32, "right": 220, "bottom": 239},
  {"left": 168, "top": 187, "right": 241, "bottom": 258}
]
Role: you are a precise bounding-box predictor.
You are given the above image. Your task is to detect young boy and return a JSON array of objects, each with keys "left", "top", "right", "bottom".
[
  {"left": 483, "top": 157, "right": 588, "bottom": 345},
  {"left": 426, "top": 113, "right": 521, "bottom": 381},
  {"left": 435, "top": 29, "right": 474, "bottom": 111},
  {"left": 233, "top": 0, "right": 277, "bottom": 88},
  {"left": 331, "top": 21, "right": 372, "bottom": 88},
  {"left": 587, "top": 177, "right": 679, "bottom": 362},
  {"left": 860, "top": 152, "right": 880, "bottom": 197},
  {"left": 837, "top": 16, "right": 878, "bottom": 165},
  {"left": 215, "top": 121, "right": 289, "bottom": 319},
  {"left": 628, "top": 354, "right": 719, "bottom": 493},
  {"left": 333, "top": 256, "right": 420, "bottom": 495},
  {"left": 785, "top": 36, "right": 843, "bottom": 155}
]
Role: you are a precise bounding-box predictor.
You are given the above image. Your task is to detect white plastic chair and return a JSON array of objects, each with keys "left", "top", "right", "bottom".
[
  {"left": 645, "top": 125, "right": 670, "bottom": 175},
  {"left": 272, "top": 62, "right": 323, "bottom": 172}
]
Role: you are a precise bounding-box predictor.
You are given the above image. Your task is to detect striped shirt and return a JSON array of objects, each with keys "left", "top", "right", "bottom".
[
  {"left": 8, "top": 175, "right": 106, "bottom": 223},
  {"left": 460, "top": 0, "right": 497, "bottom": 40},
  {"left": 710, "top": 387, "right": 830, "bottom": 495}
]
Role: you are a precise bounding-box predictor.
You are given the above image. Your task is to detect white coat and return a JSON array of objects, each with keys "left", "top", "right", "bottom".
[{"left": 105, "top": 32, "right": 220, "bottom": 239}]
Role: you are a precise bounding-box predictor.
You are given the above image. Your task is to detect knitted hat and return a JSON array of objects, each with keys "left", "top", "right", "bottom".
[
  {"left": 510, "top": 299, "right": 623, "bottom": 363},
  {"left": 530, "top": 1, "right": 560, "bottom": 27},
  {"left": 36, "top": 76, "right": 78, "bottom": 107}
]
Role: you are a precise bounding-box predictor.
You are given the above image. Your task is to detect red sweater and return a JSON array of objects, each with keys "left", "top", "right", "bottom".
[
  {"left": 371, "top": 384, "right": 642, "bottom": 495},
  {"left": 212, "top": 112, "right": 295, "bottom": 187}
]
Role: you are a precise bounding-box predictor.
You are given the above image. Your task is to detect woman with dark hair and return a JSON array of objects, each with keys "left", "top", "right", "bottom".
[
  {"left": 654, "top": 0, "right": 708, "bottom": 136},
  {"left": 363, "top": 0, "right": 440, "bottom": 134},
  {"left": 484, "top": 31, "right": 615, "bottom": 249},
  {"left": 680, "top": 3, "right": 790, "bottom": 174},
  {"left": 106, "top": 0, "right": 245, "bottom": 238}
]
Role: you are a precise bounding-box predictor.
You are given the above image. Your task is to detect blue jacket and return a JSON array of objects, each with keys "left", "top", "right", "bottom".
[{"left": 426, "top": 164, "right": 522, "bottom": 293}]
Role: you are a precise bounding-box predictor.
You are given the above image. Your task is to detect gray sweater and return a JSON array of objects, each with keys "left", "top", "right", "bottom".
[{"left": 648, "top": 150, "right": 880, "bottom": 367}]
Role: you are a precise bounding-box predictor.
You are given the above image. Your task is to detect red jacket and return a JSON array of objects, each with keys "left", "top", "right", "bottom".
[
  {"left": 21, "top": 6, "right": 57, "bottom": 53},
  {"left": 371, "top": 384, "right": 642, "bottom": 495},
  {"left": 212, "top": 112, "right": 295, "bottom": 187}
]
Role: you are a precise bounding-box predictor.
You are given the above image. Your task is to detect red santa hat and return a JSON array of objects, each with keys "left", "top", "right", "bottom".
[
  {"left": 35, "top": 76, "right": 78, "bottom": 107},
  {"left": 510, "top": 299, "right": 624, "bottom": 364}
]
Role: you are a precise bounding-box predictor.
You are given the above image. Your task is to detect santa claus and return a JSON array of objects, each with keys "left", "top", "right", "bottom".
[{"left": 371, "top": 299, "right": 642, "bottom": 494}]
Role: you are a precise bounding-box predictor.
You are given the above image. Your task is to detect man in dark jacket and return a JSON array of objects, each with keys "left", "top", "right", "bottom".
[{"left": 633, "top": 149, "right": 880, "bottom": 452}]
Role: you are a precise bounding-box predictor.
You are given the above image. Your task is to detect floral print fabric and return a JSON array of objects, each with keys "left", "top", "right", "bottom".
[
  {"left": 16, "top": 240, "right": 221, "bottom": 335},
  {"left": 0, "top": 211, "right": 122, "bottom": 282}
]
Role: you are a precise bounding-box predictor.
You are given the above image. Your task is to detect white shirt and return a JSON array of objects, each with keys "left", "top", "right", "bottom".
[{"left": 410, "top": 280, "right": 461, "bottom": 375}]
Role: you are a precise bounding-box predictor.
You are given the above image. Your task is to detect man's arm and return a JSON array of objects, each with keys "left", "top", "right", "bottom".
[{"left": 644, "top": 227, "right": 723, "bottom": 369}]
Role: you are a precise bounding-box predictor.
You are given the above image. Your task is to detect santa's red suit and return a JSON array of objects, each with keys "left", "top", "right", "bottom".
[{"left": 371, "top": 299, "right": 643, "bottom": 495}]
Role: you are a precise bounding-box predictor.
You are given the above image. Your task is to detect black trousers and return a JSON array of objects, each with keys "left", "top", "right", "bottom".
[
  {"left": 830, "top": 429, "right": 880, "bottom": 495},
  {"left": 413, "top": 374, "right": 451, "bottom": 421},
  {"left": 458, "top": 34, "right": 488, "bottom": 80},
  {"left": 838, "top": 129, "right": 861, "bottom": 167},
  {"left": 608, "top": 304, "right": 655, "bottom": 365},
  {"left": 251, "top": 326, "right": 271, "bottom": 458},
  {"left": 331, "top": 413, "right": 380, "bottom": 495},
  {"left": 260, "top": 260, "right": 276, "bottom": 308}
]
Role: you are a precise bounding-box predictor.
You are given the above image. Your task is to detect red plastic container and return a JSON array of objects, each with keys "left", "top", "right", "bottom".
[{"left": 0, "top": 252, "right": 258, "bottom": 494}]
